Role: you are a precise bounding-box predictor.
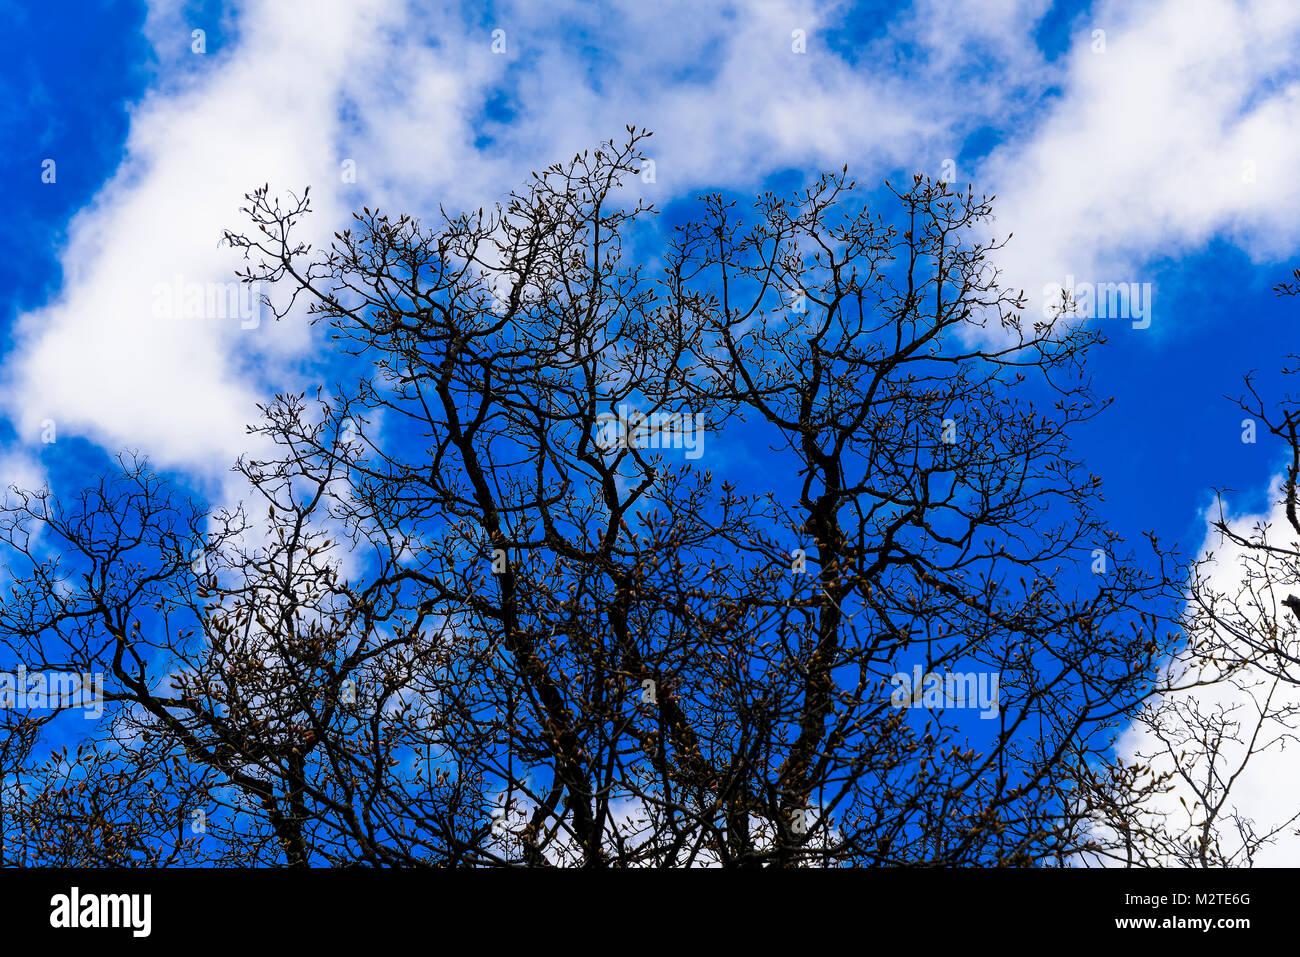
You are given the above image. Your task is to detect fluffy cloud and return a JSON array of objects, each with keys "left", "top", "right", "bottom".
[
  {"left": 5, "top": 0, "right": 393, "bottom": 475},
  {"left": 3, "top": 0, "right": 1054, "bottom": 478},
  {"left": 15, "top": 0, "right": 1300, "bottom": 473},
  {"left": 983, "top": 0, "right": 1300, "bottom": 318},
  {"left": 1110, "top": 481, "right": 1300, "bottom": 865}
]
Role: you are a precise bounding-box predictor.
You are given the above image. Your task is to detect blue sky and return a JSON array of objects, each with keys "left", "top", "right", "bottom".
[
  {"left": 4, "top": 0, "right": 1295, "bottom": 539},
  {"left": 5, "top": 0, "right": 1300, "bottom": 861}
]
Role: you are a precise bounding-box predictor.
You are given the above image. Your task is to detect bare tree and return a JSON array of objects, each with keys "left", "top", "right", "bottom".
[{"left": 0, "top": 130, "right": 1181, "bottom": 867}]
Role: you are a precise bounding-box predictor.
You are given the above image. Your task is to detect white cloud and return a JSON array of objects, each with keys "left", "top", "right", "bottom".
[
  {"left": 5, "top": 0, "right": 399, "bottom": 475},
  {"left": 15, "top": 0, "right": 1300, "bottom": 474},
  {"left": 1109, "top": 481, "right": 1300, "bottom": 865},
  {"left": 983, "top": 0, "right": 1300, "bottom": 316},
  {"left": 3, "top": 0, "right": 1055, "bottom": 480}
]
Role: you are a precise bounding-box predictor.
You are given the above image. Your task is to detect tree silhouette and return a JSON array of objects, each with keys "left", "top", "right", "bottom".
[{"left": 0, "top": 130, "right": 1183, "bottom": 867}]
